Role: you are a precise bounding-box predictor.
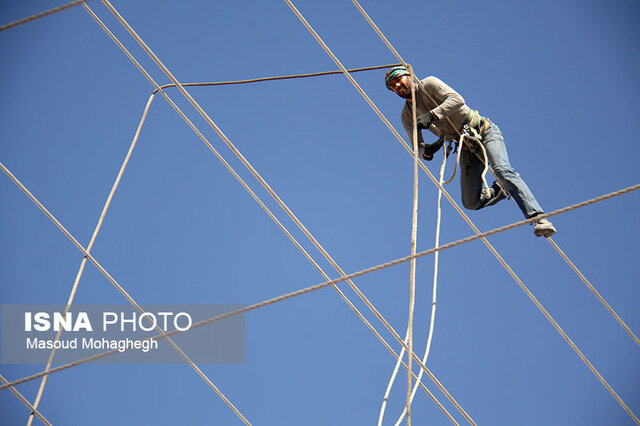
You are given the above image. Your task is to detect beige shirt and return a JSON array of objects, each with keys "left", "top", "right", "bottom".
[{"left": 401, "top": 76, "right": 471, "bottom": 143}]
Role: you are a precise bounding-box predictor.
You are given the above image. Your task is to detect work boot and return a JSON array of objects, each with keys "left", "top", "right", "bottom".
[{"left": 533, "top": 217, "right": 556, "bottom": 238}]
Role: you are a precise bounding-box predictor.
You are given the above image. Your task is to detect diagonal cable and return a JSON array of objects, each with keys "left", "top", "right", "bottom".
[
  {"left": 351, "top": 0, "right": 639, "bottom": 352},
  {"left": 0, "top": 161, "right": 251, "bottom": 425},
  {"left": 342, "top": 0, "right": 639, "bottom": 421},
  {"left": 100, "top": 0, "right": 633, "bottom": 421},
  {"left": 3, "top": 2, "right": 636, "bottom": 422},
  {"left": 1, "top": 182, "right": 638, "bottom": 394},
  {"left": 89, "top": 0, "right": 470, "bottom": 422},
  {"left": 77, "top": 3, "right": 456, "bottom": 422},
  {"left": 547, "top": 237, "right": 640, "bottom": 347},
  {"left": 0, "top": 0, "right": 92, "bottom": 32},
  {"left": 25, "top": 86, "right": 153, "bottom": 426},
  {"left": 396, "top": 147, "right": 449, "bottom": 426},
  {"left": 155, "top": 74, "right": 461, "bottom": 419},
  {"left": 81, "top": 2, "right": 456, "bottom": 419},
  {"left": 0, "top": 373, "right": 52, "bottom": 426}
]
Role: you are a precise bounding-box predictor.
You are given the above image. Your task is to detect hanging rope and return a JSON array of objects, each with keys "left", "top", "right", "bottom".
[
  {"left": 442, "top": 133, "right": 490, "bottom": 190},
  {"left": 375, "top": 63, "right": 421, "bottom": 426},
  {"left": 346, "top": 2, "right": 638, "bottom": 421},
  {"left": 378, "top": 146, "right": 449, "bottom": 426},
  {"left": 351, "top": 0, "right": 637, "bottom": 359},
  {"left": 443, "top": 143, "right": 460, "bottom": 185},
  {"left": 2, "top": 181, "right": 637, "bottom": 393},
  {"left": 2, "top": 155, "right": 636, "bottom": 402},
  {"left": 395, "top": 144, "right": 449, "bottom": 426},
  {"left": 26, "top": 87, "right": 154, "bottom": 426},
  {"left": 405, "top": 63, "right": 420, "bottom": 426},
  {"left": 85, "top": 1, "right": 462, "bottom": 420},
  {"left": 378, "top": 329, "right": 409, "bottom": 426},
  {"left": 5, "top": 0, "right": 636, "bottom": 422},
  {"left": 282, "top": 3, "right": 477, "bottom": 422}
]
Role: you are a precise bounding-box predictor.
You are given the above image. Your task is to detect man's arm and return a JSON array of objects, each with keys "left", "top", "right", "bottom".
[
  {"left": 401, "top": 106, "right": 425, "bottom": 145},
  {"left": 401, "top": 106, "right": 444, "bottom": 161},
  {"left": 422, "top": 76, "right": 465, "bottom": 121}
]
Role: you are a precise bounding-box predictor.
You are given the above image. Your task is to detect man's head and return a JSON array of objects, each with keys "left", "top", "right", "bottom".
[{"left": 385, "top": 66, "right": 412, "bottom": 99}]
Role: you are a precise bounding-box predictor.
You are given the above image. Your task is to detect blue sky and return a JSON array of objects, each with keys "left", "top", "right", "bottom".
[{"left": 1, "top": 0, "right": 639, "bottom": 425}]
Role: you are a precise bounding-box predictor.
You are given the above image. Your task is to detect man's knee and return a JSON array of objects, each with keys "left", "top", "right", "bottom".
[
  {"left": 492, "top": 163, "right": 517, "bottom": 180},
  {"left": 462, "top": 195, "right": 483, "bottom": 210}
]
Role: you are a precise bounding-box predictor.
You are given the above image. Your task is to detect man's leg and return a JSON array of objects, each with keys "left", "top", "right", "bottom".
[
  {"left": 481, "top": 123, "right": 543, "bottom": 218},
  {"left": 460, "top": 146, "right": 487, "bottom": 210},
  {"left": 460, "top": 146, "right": 506, "bottom": 210},
  {"left": 481, "top": 123, "right": 556, "bottom": 236}
]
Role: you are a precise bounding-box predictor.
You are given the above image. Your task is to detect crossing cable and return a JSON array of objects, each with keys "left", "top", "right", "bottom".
[
  {"left": 0, "top": 161, "right": 251, "bottom": 425},
  {"left": 2, "top": 177, "right": 637, "bottom": 398},
  {"left": 0, "top": 0, "right": 91, "bottom": 32},
  {"left": 287, "top": 0, "right": 638, "bottom": 421},
  {"left": 6, "top": 3, "right": 452, "bottom": 422},
  {"left": 1, "top": 4, "right": 633, "bottom": 425},
  {"left": 396, "top": 148, "right": 449, "bottom": 426},
  {"left": 89, "top": 0, "right": 471, "bottom": 422},
  {"left": 0, "top": 154, "right": 453, "bottom": 425},
  {"left": 343, "top": 1, "right": 639, "bottom": 421},
  {"left": 100, "top": 0, "right": 632, "bottom": 419},
  {"left": 26, "top": 63, "right": 408, "bottom": 423},
  {"left": 350, "top": 0, "right": 639, "bottom": 350},
  {"left": 152, "top": 75, "right": 460, "bottom": 420},
  {"left": 0, "top": 373, "right": 52, "bottom": 426},
  {"left": 166, "top": 86, "right": 455, "bottom": 418},
  {"left": 546, "top": 237, "right": 640, "bottom": 347},
  {"left": 378, "top": 149, "right": 448, "bottom": 426},
  {"left": 25, "top": 96, "right": 152, "bottom": 426},
  {"left": 81, "top": 2, "right": 458, "bottom": 421},
  {"left": 79, "top": 4, "right": 459, "bottom": 423},
  {"left": 138, "top": 72, "right": 455, "bottom": 419}
]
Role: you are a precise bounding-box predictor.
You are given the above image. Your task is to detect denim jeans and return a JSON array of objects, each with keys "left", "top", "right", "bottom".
[{"left": 460, "top": 122, "right": 543, "bottom": 218}]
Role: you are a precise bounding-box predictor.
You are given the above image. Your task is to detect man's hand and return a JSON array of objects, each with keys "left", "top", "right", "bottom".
[
  {"left": 416, "top": 111, "right": 434, "bottom": 130},
  {"left": 418, "top": 135, "right": 445, "bottom": 161}
]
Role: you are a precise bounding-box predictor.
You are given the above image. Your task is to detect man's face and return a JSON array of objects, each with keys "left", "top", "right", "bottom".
[{"left": 390, "top": 75, "right": 412, "bottom": 99}]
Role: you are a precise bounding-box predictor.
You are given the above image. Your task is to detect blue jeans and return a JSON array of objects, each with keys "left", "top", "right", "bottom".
[{"left": 460, "top": 122, "right": 543, "bottom": 218}]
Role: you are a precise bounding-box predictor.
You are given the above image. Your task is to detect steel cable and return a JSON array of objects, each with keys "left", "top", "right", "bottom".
[
  {"left": 0, "top": 374, "right": 52, "bottom": 425},
  {"left": 91, "top": 0, "right": 465, "bottom": 421},
  {"left": 350, "top": 1, "right": 639, "bottom": 421},
  {"left": 2, "top": 161, "right": 635, "bottom": 401},
  {"left": 0, "top": 0, "right": 91, "bottom": 32}
]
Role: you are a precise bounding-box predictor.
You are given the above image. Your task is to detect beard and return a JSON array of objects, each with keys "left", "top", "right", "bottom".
[{"left": 397, "top": 85, "right": 412, "bottom": 99}]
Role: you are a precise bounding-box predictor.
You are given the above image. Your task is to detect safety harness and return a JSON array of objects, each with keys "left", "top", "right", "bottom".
[{"left": 442, "top": 109, "right": 493, "bottom": 198}]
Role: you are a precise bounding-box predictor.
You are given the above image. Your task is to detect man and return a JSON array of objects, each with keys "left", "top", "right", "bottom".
[{"left": 385, "top": 66, "right": 556, "bottom": 237}]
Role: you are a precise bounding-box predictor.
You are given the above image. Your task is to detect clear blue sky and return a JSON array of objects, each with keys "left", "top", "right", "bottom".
[{"left": 1, "top": 0, "right": 639, "bottom": 425}]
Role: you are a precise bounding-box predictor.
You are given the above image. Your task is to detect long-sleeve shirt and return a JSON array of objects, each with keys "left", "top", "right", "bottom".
[{"left": 401, "top": 76, "right": 471, "bottom": 144}]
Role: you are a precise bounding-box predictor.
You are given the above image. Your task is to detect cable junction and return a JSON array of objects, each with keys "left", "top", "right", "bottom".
[
  {"left": 86, "top": 0, "right": 470, "bottom": 422},
  {"left": 1, "top": 156, "right": 636, "bottom": 402},
  {"left": 1, "top": 1, "right": 638, "bottom": 424}
]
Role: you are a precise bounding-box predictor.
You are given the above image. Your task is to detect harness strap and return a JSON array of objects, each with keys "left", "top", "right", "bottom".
[{"left": 464, "top": 109, "right": 489, "bottom": 141}]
